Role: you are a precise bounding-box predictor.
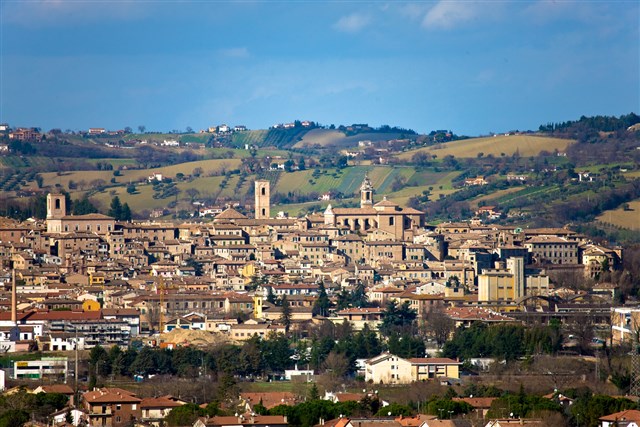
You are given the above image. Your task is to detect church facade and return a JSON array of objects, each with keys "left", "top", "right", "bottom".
[{"left": 323, "top": 175, "right": 424, "bottom": 241}]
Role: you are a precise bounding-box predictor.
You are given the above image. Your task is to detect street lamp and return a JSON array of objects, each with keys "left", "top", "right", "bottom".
[{"left": 438, "top": 408, "right": 444, "bottom": 419}]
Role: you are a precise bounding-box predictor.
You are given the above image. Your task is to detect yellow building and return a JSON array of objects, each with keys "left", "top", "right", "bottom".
[
  {"left": 478, "top": 257, "right": 549, "bottom": 303},
  {"left": 82, "top": 300, "right": 101, "bottom": 311},
  {"left": 364, "top": 352, "right": 461, "bottom": 384}
]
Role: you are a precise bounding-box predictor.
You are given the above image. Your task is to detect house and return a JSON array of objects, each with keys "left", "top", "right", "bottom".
[
  {"left": 452, "top": 397, "right": 496, "bottom": 418},
  {"left": 82, "top": 387, "right": 142, "bottom": 427},
  {"left": 464, "top": 177, "right": 488, "bottom": 186},
  {"left": 238, "top": 392, "right": 297, "bottom": 412},
  {"left": 363, "top": 353, "right": 461, "bottom": 384},
  {"left": 194, "top": 414, "right": 288, "bottom": 427},
  {"left": 483, "top": 420, "right": 545, "bottom": 427},
  {"left": 32, "top": 384, "right": 76, "bottom": 406},
  {"left": 140, "top": 395, "right": 185, "bottom": 426},
  {"left": 9, "top": 128, "right": 42, "bottom": 141},
  {"left": 51, "top": 407, "right": 87, "bottom": 426},
  {"left": 148, "top": 173, "right": 164, "bottom": 182},
  {"left": 599, "top": 409, "right": 640, "bottom": 427}
]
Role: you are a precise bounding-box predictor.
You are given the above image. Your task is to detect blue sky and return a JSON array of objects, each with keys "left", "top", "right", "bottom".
[{"left": 1, "top": 0, "right": 638, "bottom": 135}]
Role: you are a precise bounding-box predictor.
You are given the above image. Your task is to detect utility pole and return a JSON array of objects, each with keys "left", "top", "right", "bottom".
[{"left": 74, "top": 326, "right": 79, "bottom": 406}]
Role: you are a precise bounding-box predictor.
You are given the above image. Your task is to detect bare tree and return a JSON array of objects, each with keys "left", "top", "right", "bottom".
[
  {"left": 569, "top": 316, "right": 594, "bottom": 355},
  {"left": 423, "top": 307, "right": 455, "bottom": 348},
  {"left": 146, "top": 302, "right": 161, "bottom": 333}
]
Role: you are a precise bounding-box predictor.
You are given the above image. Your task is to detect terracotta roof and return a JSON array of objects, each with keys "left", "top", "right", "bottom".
[
  {"left": 60, "top": 213, "right": 114, "bottom": 220},
  {"left": 374, "top": 199, "right": 399, "bottom": 207},
  {"left": 332, "top": 208, "right": 379, "bottom": 215},
  {"left": 38, "top": 384, "right": 74, "bottom": 395},
  {"left": 140, "top": 395, "right": 184, "bottom": 409},
  {"left": 83, "top": 388, "right": 141, "bottom": 404},
  {"left": 205, "top": 415, "right": 288, "bottom": 426},
  {"left": 600, "top": 409, "right": 640, "bottom": 422},
  {"left": 452, "top": 397, "right": 496, "bottom": 408},
  {"left": 29, "top": 311, "right": 102, "bottom": 321},
  {"left": 334, "top": 393, "right": 364, "bottom": 402},
  {"left": 215, "top": 208, "right": 248, "bottom": 220},
  {"left": 239, "top": 392, "right": 297, "bottom": 409}
]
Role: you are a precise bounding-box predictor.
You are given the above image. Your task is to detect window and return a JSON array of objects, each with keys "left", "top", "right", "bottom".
[
  {"left": 261, "top": 187, "right": 266, "bottom": 195},
  {"left": 389, "top": 217, "right": 394, "bottom": 226}
]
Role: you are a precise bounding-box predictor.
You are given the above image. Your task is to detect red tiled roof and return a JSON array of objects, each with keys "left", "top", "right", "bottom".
[
  {"left": 600, "top": 409, "right": 640, "bottom": 422},
  {"left": 83, "top": 388, "right": 141, "bottom": 404}
]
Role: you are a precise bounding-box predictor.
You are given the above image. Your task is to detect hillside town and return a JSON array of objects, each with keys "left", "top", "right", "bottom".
[{"left": 0, "top": 176, "right": 635, "bottom": 426}]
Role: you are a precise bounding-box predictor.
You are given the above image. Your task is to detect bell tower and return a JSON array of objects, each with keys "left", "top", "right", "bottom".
[
  {"left": 255, "top": 180, "right": 270, "bottom": 219},
  {"left": 360, "top": 173, "right": 374, "bottom": 208},
  {"left": 47, "top": 193, "right": 66, "bottom": 219}
]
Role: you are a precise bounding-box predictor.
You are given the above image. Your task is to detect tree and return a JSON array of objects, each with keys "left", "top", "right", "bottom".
[
  {"left": 308, "top": 383, "right": 320, "bottom": 401},
  {"left": 72, "top": 196, "right": 98, "bottom": 215},
  {"left": 166, "top": 403, "right": 202, "bottom": 426},
  {"left": 185, "top": 188, "right": 200, "bottom": 202},
  {"left": 266, "top": 286, "right": 277, "bottom": 305},
  {"left": 131, "top": 347, "right": 156, "bottom": 376},
  {"left": 138, "top": 125, "right": 146, "bottom": 133},
  {"left": 280, "top": 295, "right": 292, "bottom": 333},
  {"left": 312, "top": 282, "right": 330, "bottom": 317},
  {"left": 108, "top": 196, "right": 123, "bottom": 219},
  {"left": 424, "top": 307, "right": 454, "bottom": 348},
  {"left": 121, "top": 203, "right": 132, "bottom": 221},
  {"left": 379, "top": 300, "right": 417, "bottom": 336},
  {"left": 351, "top": 282, "right": 368, "bottom": 308},
  {"left": 126, "top": 183, "right": 137, "bottom": 194},
  {"left": 185, "top": 258, "right": 204, "bottom": 276}
]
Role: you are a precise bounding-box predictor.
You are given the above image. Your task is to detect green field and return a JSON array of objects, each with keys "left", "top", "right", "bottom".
[
  {"left": 39, "top": 159, "right": 243, "bottom": 189},
  {"left": 597, "top": 199, "right": 640, "bottom": 230},
  {"left": 274, "top": 166, "right": 440, "bottom": 197},
  {"left": 398, "top": 135, "right": 574, "bottom": 160},
  {"left": 293, "top": 130, "right": 404, "bottom": 149}
]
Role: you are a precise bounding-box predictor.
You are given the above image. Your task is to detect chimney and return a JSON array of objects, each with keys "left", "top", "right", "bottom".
[{"left": 11, "top": 269, "right": 17, "bottom": 325}]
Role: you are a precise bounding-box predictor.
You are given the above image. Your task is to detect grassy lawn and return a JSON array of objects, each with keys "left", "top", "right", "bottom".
[{"left": 398, "top": 135, "right": 574, "bottom": 160}]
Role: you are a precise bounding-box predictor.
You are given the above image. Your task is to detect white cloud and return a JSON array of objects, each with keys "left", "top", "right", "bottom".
[
  {"left": 218, "top": 47, "right": 250, "bottom": 58},
  {"left": 399, "top": 3, "right": 430, "bottom": 21},
  {"left": 422, "top": 1, "right": 481, "bottom": 30},
  {"left": 333, "top": 13, "right": 371, "bottom": 33}
]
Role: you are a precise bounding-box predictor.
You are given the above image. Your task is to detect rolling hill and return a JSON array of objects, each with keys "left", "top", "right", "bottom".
[{"left": 398, "top": 134, "right": 574, "bottom": 160}]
